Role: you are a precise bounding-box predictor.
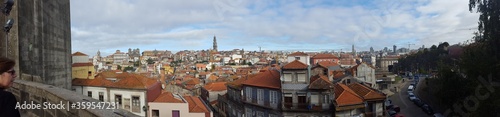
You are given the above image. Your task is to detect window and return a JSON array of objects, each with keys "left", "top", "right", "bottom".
[
  {"left": 284, "top": 94, "right": 292, "bottom": 108},
  {"left": 311, "top": 94, "right": 319, "bottom": 104},
  {"left": 295, "top": 57, "right": 300, "bottom": 60},
  {"left": 323, "top": 95, "right": 330, "bottom": 104},
  {"left": 88, "top": 71, "right": 92, "bottom": 76},
  {"left": 245, "top": 108, "right": 252, "bottom": 117},
  {"left": 87, "top": 91, "right": 92, "bottom": 98},
  {"left": 269, "top": 91, "right": 277, "bottom": 104},
  {"left": 152, "top": 110, "right": 159, "bottom": 117},
  {"left": 284, "top": 73, "right": 292, "bottom": 82},
  {"left": 256, "top": 111, "right": 264, "bottom": 117},
  {"left": 298, "top": 73, "right": 306, "bottom": 82},
  {"left": 257, "top": 89, "right": 264, "bottom": 104},
  {"left": 245, "top": 87, "right": 252, "bottom": 101},
  {"left": 99, "top": 92, "right": 104, "bottom": 101},
  {"left": 172, "top": 110, "right": 180, "bottom": 117},
  {"left": 115, "top": 95, "right": 122, "bottom": 105},
  {"left": 132, "top": 96, "right": 140, "bottom": 112}
]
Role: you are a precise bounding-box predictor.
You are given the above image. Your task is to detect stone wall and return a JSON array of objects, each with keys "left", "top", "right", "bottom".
[{"left": 8, "top": 80, "right": 140, "bottom": 117}]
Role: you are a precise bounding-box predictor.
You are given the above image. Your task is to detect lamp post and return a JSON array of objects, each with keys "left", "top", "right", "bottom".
[
  {"left": 4, "top": 18, "right": 13, "bottom": 56},
  {"left": 1, "top": 0, "right": 14, "bottom": 57}
]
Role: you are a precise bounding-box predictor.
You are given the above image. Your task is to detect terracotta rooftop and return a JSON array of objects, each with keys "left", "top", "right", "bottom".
[
  {"left": 72, "top": 71, "right": 159, "bottom": 89},
  {"left": 348, "top": 83, "right": 386, "bottom": 100},
  {"left": 153, "top": 92, "right": 184, "bottom": 103},
  {"left": 208, "top": 75, "right": 219, "bottom": 81},
  {"left": 283, "top": 60, "right": 308, "bottom": 69},
  {"left": 72, "top": 62, "right": 94, "bottom": 67},
  {"left": 226, "top": 74, "right": 257, "bottom": 89},
  {"left": 203, "top": 82, "right": 227, "bottom": 91},
  {"left": 309, "top": 75, "right": 333, "bottom": 89},
  {"left": 288, "top": 51, "right": 308, "bottom": 56},
  {"left": 183, "top": 96, "right": 210, "bottom": 113},
  {"left": 317, "top": 61, "right": 340, "bottom": 68},
  {"left": 242, "top": 70, "right": 281, "bottom": 89},
  {"left": 334, "top": 83, "right": 364, "bottom": 106},
  {"left": 72, "top": 52, "right": 88, "bottom": 56},
  {"left": 312, "top": 54, "right": 339, "bottom": 59}
]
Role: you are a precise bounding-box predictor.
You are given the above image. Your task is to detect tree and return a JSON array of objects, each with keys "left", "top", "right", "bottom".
[
  {"left": 117, "top": 65, "right": 122, "bottom": 70},
  {"left": 146, "top": 58, "right": 154, "bottom": 64},
  {"left": 123, "top": 66, "right": 134, "bottom": 72}
]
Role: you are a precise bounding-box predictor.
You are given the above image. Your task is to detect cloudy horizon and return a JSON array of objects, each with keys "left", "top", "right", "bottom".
[{"left": 71, "top": 0, "right": 479, "bottom": 56}]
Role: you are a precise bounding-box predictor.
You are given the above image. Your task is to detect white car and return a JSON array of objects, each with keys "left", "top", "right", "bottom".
[{"left": 408, "top": 93, "right": 417, "bottom": 101}]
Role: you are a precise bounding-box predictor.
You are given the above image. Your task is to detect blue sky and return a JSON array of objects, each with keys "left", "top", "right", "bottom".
[{"left": 70, "top": 0, "right": 479, "bottom": 56}]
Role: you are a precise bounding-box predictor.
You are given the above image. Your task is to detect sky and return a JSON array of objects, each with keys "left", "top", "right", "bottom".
[{"left": 70, "top": 0, "right": 480, "bottom": 56}]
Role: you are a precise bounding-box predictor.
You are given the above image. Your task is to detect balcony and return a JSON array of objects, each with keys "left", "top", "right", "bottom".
[
  {"left": 242, "top": 98, "right": 279, "bottom": 109},
  {"left": 283, "top": 103, "right": 331, "bottom": 112}
]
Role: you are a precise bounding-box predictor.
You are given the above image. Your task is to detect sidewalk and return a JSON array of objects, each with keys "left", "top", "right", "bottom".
[{"left": 384, "top": 78, "right": 408, "bottom": 97}]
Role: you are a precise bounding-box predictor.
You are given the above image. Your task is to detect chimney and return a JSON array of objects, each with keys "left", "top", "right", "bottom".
[{"left": 160, "top": 68, "right": 166, "bottom": 89}]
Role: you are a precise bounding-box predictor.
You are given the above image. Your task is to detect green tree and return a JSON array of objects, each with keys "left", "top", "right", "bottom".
[
  {"left": 146, "top": 58, "right": 154, "bottom": 64},
  {"left": 123, "top": 66, "right": 134, "bottom": 72},
  {"left": 117, "top": 65, "right": 122, "bottom": 70}
]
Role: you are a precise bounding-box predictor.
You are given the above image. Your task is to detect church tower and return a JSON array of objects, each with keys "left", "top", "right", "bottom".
[{"left": 213, "top": 36, "right": 218, "bottom": 52}]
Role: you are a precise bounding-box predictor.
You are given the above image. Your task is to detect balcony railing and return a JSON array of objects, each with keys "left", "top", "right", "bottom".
[
  {"left": 242, "top": 98, "right": 279, "bottom": 109},
  {"left": 283, "top": 103, "right": 331, "bottom": 111}
]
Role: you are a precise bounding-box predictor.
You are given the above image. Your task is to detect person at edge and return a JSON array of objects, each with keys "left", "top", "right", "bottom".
[{"left": 0, "top": 57, "right": 20, "bottom": 117}]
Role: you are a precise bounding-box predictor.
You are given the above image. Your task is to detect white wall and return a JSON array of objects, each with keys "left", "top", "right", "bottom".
[
  {"left": 148, "top": 102, "right": 209, "bottom": 117},
  {"left": 73, "top": 56, "right": 89, "bottom": 63},
  {"left": 287, "top": 56, "right": 310, "bottom": 66},
  {"left": 81, "top": 86, "right": 108, "bottom": 101},
  {"left": 149, "top": 102, "right": 190, "bottom": 117},
  {"left": 110, "top": 89, "right": 147, "bottom": 116}
]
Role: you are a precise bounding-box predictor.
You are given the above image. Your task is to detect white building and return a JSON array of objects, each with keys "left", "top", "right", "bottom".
[
  {"left": 148, "top": 92, "right": 213, "bottom": 117},
  {"left": 72, "top": 71, "right": 162, "bottom": 116},
  {"left": 286, "top": 52, "right": 310, "bottom": 66}
]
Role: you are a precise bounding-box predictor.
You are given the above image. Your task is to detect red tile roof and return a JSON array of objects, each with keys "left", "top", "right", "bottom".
[
  {"left": 283, "top": 60, "right": 308, "bottom": 69},
  {"left": 242, "top": 70, "right": 281, "bottom": 89},
  {"left": 348, "top": 83, "right": 386, "bottom": 100},
  {"left": 317, "top": 61, "right": 339, "bottom": 68},
  {"left": 72, "top": 62, "right": 94, "bottom": 67},
  {"left": 183, "top": 96, "right": 210, "bottom": 113},
  {"left": 334, "top": 83, "right": 364, "bottom": 106},
  {"left": 208, "top": 75, "right": 219, "bottom": 81},
  {"left": 288, "top": 51, "right": 308, "bottom": 56},
  {"left": 153, "top": 92, "right": 184, "bottom": 103},
  {"left": 312, "top": 54, "right": 339, "bottom": 59},
  {"left": 72, "top": 71, "right": 159, "bottom": 89},
  {"left": 203, "top": 82, "right": 227, "bottom": 91},
  {"left": 226, "top": 74, "right": 257, "bottom": 89},
  {"left": 309, "top": 75, "right": 333, "bottom": 89},
  {"left": 72, "top": 52, "right": 88, "bottom": 56}
]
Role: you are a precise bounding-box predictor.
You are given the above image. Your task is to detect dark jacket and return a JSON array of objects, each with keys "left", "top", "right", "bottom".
[{"left": 0, "top": 90, "right": 20, "bottom": 117}]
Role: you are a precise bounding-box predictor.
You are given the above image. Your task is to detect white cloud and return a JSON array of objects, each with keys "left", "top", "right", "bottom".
[{"left": 71, "top": 0, "right": 479, "bottom": 56}]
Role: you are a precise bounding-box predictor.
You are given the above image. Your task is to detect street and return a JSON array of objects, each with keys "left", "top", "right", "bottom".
[{"left": 388, "top": 78, "right": 432, "bottom": 117}]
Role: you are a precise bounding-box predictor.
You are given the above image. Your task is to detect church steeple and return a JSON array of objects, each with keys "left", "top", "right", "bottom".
[{"left": 213, "top": 35, "right": 218, "bottom": 52}]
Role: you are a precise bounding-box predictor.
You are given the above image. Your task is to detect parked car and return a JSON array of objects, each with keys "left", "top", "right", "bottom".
[
  {"left": 433, "top": 113, "right": 444, "bottom": 117},
  {"left": 388, "top": 110, "right": 397, "bottom": 117},
  {"left": 408, "top": 93, "right": 417, "bottom": 101},
  {"left": 421, "top": 104, "right": 434, "bottom": 115},
  {"left": 413, "top": 98, "right": 425, "bottom": 107}
]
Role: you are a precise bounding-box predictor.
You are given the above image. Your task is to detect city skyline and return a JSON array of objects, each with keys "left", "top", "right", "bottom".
[{"left": 70, "top": 0, "right": 479, "bottom": 56}]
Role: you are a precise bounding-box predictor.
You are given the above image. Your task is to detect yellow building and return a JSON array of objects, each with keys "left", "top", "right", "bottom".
[
  {"left": 163, "top": 65, "right": 174, "bottom": 74},
  {"left": 72, "top": 62, "right": 95, "bottom": 79}
]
